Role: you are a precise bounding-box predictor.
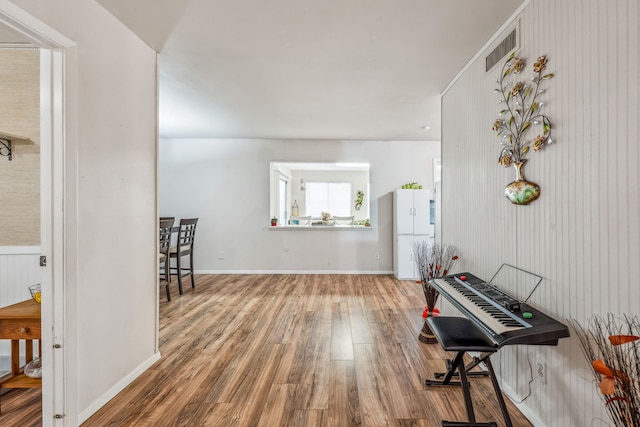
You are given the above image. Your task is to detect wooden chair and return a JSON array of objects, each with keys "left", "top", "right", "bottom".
[
  {"left": 169, "top": 218, "right": 198, "bottom": 295},
  {"left": 159, "top": 218, "right": 174, "bottom": 301}
]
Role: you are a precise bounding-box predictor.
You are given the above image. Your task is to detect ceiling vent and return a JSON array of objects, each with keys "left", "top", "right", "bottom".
[{"left": 486, "top": 28, "right": 517, "bottom": 72}]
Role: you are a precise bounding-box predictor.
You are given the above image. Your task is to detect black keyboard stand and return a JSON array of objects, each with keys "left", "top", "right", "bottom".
[
  {"left": 424, "top": 317, "right": 513, "bottom": 427},
  {"left": 434, "top": 358, "right": 489, "bottom": 380}
]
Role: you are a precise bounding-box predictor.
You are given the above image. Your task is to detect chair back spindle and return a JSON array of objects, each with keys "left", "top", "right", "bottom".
[
  {"left": 178, "top": 219, "right": 197, "bottom": 248},
  {"left": 159, "top": 218, "right": 175, "bottom": 300}
]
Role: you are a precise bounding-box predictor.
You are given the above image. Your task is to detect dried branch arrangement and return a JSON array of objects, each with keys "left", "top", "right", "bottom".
[
  {"left": 413, "top": 241, "right": 460, "bottom": 343},
  {"left": 572, "top": 314, "right": 640, "bottom": 427}
]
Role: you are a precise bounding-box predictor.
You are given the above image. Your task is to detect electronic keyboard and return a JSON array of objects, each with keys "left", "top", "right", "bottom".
[{"left": 429, "top": 272, "right": 570, "bottom": 347}]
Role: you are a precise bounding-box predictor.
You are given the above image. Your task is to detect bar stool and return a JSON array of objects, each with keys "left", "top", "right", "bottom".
[
  {"left": 425, "top": 316, "right": 512, "bottom": 427},
  {"left": 159, "top": 218, "right": 174, "bottom": 300},
  {"left": 169, "top": 218, "right": 198, "bottom": 294}
]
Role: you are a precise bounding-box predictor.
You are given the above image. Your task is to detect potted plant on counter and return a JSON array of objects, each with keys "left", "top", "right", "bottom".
[
  {"left": 271, "top": 217, "right": 278, "bottom": 226},
  {"left": 321, "top": 211, "right": 333, "bottom": 225}
]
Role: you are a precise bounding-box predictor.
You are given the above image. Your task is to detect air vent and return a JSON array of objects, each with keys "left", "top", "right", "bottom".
[{"left": 486, "top": 29, "right": 517, "bottom": 72}]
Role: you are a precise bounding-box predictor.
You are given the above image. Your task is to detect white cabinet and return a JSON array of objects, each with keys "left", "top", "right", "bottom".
[
  {"left": 394, "top": 189, "right": 431, "bottom": 235},
  {"left": 393, "top": 189, "right": 434, "bottom": 280},
  {"left": 395, "top": 234, "right": 432, "bottom": 280}
]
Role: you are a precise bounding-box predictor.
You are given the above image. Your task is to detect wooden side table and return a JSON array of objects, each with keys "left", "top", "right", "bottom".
[{"left": 0, "top": 299, "right": 41, "bottom": 413}]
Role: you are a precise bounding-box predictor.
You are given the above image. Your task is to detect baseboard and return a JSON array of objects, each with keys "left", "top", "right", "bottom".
[
  {"left": 501, "top": 382, "right": 546, "bottom": 426},
  {"left": 195, "top": 269, "right": 394, "bottom": 275},
  {"left": 78, "top": 351, "right": 161, "bottom": 424}
]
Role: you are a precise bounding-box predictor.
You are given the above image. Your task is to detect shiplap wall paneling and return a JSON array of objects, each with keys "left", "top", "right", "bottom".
[{"left": 441, "top": 0, "right": 639, "bottom": 425}]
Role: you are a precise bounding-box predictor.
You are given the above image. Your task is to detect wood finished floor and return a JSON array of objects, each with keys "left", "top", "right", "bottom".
[{"left": 0, "top": 274, "right": 533, "bottom": 426}]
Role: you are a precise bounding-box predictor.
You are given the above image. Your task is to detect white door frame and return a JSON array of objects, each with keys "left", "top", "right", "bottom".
[{"left": 0, "top": 2, "right": 75, "bottom": 426}]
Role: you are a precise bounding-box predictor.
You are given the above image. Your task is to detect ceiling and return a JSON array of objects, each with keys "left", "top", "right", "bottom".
[{"left": 69, "top": 1, "right": 528, "bottom": 140}]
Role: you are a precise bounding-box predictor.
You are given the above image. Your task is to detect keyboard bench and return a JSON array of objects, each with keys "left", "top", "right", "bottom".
[{"left": 425, "top": 316, "right": 512, "bottom": 427}]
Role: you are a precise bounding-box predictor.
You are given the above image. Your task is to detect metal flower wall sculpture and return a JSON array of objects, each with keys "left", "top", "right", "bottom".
[{"left": 492, "top": 53, "right": 555, "bottom": 205}]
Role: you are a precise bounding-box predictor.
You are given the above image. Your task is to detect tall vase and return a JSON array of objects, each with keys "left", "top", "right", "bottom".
[
  {"left": 418, "top": 310, "right": 439, "bottom": 344},
  {"left": 504, "top": 160, "right": 540, "bottom": 205},
  {"left": 418, "top": 283, "right": 439, "bottom": 344}
]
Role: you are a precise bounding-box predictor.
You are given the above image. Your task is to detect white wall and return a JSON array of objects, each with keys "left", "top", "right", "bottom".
[
  {"left": 160, "top": 139, "right": 440, "bottom": 273},
  {"left": 442, "top": 0, "right": 639, "bottom": 425},
  {"left": 11, "top": 0, "right": 159, "bottom": 423}
]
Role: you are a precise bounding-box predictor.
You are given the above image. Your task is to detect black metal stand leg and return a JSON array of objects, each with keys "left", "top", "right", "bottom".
[
  {"left": 443, "top": 352, "right": 465, "bottom": 384},
  {"left": 426, "top": 352, "right": 499, "bottom": 427},
  {"left": 457, "top": 356, "right": 477, "bottom": 425},
  {"left": 483, "top": 356, "right": 513, "bottom": 427},
  {"left": 426, "top": 352, "right": 465, "bottom": 387},
  {"left": 435, "top": 370, "right": 489, "bottom": 379},
  {"left": 435, "top": 353, "right": 491, "bottom": 379}
]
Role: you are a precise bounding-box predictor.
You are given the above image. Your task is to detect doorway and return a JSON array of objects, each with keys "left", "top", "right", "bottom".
[{"left": 0, "top": 6, "right": 73, "bottom": 426}]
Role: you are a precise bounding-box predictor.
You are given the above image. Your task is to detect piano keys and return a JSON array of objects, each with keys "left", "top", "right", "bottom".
[{"left": 429, "top": 272, "right": 570, "bottom": 347}]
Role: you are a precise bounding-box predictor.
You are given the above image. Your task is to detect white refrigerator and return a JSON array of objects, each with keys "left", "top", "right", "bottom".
[{"left": 393, "top": 189, "right": 434, "bottom": 280}]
